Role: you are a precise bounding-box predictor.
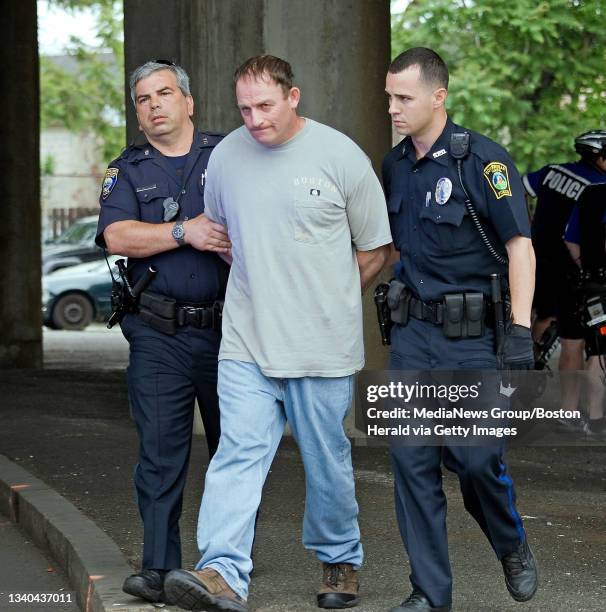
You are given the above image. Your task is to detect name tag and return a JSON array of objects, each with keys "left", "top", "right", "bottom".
[{"left": 136, "top": 184, "right": 157, "bottom": 192}]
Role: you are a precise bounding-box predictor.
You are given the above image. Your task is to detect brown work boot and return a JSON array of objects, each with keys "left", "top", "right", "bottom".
[
  {"left": 163, "top": 567, "right": 248, "bottom": 612},
  {"left": 317, "top": 562, "right": 360, "bottom": 609}
]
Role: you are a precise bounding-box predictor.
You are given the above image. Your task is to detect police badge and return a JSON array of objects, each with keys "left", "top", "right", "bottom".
[
  {"left": 101, "top": 168, "right": 119, "bottom": 200},
  {"left": 435, "top": 177, "right": 452, "bottom": 205}
]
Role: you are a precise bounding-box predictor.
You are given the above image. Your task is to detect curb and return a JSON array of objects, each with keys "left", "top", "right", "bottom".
[{"left": 0, "top": 454, "right": 175, "bottom": 612}]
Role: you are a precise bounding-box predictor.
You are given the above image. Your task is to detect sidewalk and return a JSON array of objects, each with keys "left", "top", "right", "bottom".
[{"left": 1, "top": 363, "right": 605, "bottom": 611}]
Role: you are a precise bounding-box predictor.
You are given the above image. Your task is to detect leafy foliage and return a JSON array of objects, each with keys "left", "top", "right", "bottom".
[
  {"left": 40, "top": 0, "right": 125, "bottom": 161},
  {"left": 392, "top": 0, "right": 606, "bottom": 172}
]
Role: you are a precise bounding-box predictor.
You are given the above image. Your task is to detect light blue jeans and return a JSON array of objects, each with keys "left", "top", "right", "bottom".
[{"left": 195, "top": 359, "right": 363, "bottom": 599}]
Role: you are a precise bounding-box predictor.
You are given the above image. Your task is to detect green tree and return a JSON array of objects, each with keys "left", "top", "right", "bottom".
[
  {"left": 392, "top": 0, "right": 606, "bottom": 172},
  {"left": 41, "top": 0, "right": 125, "bottom": 161}
]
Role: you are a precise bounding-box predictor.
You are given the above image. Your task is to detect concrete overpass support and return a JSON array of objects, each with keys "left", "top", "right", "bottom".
[{"left": 0, "top": 1, "right": 41, "bottom": 368}]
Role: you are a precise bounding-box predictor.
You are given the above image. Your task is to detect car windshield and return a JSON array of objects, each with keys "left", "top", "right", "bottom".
[{"left": 53, "top": 222, "right": 97, "bottom": 245}]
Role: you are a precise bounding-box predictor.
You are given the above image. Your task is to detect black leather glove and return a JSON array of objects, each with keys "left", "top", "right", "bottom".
[{"left": 502, "top": 324, "right": 534, "bottom": 370}]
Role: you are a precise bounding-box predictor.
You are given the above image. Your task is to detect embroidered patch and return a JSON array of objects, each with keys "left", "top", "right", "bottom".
[
  {"left": 101, "top": 168, "right": 119, "bottom": 200},
  {"left": 435, "top": 177, "right": 452, "bottom": 205},
  {"left": 483, "top": 162, "right": 512, "bottom": 199}
]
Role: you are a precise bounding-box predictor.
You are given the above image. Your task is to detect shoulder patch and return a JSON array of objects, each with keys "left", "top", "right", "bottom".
[
  {"left": 101, "top": 168, "right": 119, "bottom": 200},
  {"left": 483, "top": 162, "right": 512, "bottom": 199}
]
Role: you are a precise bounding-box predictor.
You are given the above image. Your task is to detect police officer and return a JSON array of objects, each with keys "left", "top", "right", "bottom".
[
  {"left": 524, "top": 130, "right": 606, "bottom": 415},
  {"left": 562, "top": 131, "right": 606, "bottom": 437},
  {"left": 95, "top": 60, "right": 231, "bottom": 604},
  {"left": 383, "top": 48, "right": 538, "bottom": 611}
]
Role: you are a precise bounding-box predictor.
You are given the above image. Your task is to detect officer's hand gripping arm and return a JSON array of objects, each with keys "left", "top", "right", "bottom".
[{"left": 183, "top": 214, "right": 231, "bottom": 253}]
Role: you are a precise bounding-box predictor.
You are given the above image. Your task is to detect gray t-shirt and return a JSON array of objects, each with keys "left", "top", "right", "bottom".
[{"left": 204, "top": 118, "right": 392, "bottom": 377}]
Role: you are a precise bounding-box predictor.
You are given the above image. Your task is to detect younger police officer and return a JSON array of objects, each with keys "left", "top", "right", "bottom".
[
  {"left": 383, "top": 48, "right": 537, "bottom": 611},
  {"left": 95, "top": 60, "right": 231, "bottom": 603}
]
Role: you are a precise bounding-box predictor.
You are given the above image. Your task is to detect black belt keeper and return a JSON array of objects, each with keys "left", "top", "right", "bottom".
[
  {"left": 176, "top": 305, "right": 213, "bottom": 328},
  {"left": 409, "top": 297, "right": 443, "bottom": 325}
]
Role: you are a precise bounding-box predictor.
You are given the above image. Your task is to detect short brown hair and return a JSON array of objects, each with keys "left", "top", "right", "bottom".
[
  {"left": 233, "top": 54, "right": 294, "bottom": 95},
  {"left": 389, "top": 47, "right": 449, "bottom": 90}
]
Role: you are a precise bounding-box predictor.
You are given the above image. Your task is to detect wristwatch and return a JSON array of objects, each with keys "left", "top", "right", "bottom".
[{"left": 172, "top": 220, "right": 186, "bottom": 246}]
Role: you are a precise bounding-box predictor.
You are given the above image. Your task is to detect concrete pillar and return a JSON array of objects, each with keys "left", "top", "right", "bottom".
[
  {"left": 124, "top": 0, "right": 266, "bottom": 141},
  {"left": 123, "top": 0, "right": 391, "bottom": 371},
  {"left": 0, "top": 1, "right": 41, "bottom": 368},
  {"left": 181, "top": 0, "right": 266, "bottom": 133}
]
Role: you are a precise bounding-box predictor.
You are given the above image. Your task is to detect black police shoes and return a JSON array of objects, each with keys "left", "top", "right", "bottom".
[
  {"left": 390, "top": 590, "right": 451, "bottom": 611},
  {"left": 501, "top": 540, "right": 538, "bottom": 602},
  {"left": 122, "top": 568, "right": 167, "bottom": 603}
]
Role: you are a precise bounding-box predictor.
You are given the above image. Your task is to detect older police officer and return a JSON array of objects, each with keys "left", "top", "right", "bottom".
[
  {"left": 95, "top": 60, "right": 230, "bottom": 603},
  {"left": 383, "top": 48, "right": 537, "bottom": 611}
]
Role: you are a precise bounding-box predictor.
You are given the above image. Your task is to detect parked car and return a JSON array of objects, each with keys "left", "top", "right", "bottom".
[
  {"left": 42, "top": 256, "right": 119, "bottom": 330},
  {"left": 42, "top": 215, "right": 103, "bottom": 275}
]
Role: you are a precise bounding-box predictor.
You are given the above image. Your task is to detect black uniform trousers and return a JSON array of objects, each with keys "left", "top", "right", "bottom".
[
  {"left": 121, "top": 313, "right": 221, "bottom": 570},
  {"left": 389, "top": 318, "right": 526, "bottom": 608}
]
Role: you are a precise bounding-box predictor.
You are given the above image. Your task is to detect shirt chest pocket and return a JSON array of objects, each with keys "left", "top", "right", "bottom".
[
  {"left": 135, "top": 182, "right": 172, "bottom": 223},
  {"left": 293, "top": 198, "right": 345, "bottom": 244},
  {"left": 418, "top": 200, "right": 473, "bottom": 254}
]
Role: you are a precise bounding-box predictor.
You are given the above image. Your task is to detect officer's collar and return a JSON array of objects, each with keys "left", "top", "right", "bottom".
[
  {"left": 397, "top": 118, "right": 455, "bottom": 167},
  {"left": 130, "top": 134, "right": 157, "bottom": 161},
  {"left": 424, "top": 118, "right": 456, "bottom": 167},
  {"left": 397, "top": 136, "right": 413, "bottom": 161},
  {"left": 130, "top": 128, "right": 209, "bottom": 161}
]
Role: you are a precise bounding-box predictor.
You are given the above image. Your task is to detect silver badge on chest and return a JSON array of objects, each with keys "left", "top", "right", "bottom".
[{"left": 435, "top": 177, "right": 452, "bottom": 205}]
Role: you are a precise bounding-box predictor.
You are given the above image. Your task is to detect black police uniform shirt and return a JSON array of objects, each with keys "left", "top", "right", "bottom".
[
  {"left": 382, "top": 118, "right": 530, "bottom": 303},
  {"left": 524, "top": 159, "right": 606, "bottom": 268},
  {"left": 95, "top": 130, "right": 229, "bottom": 304}
]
